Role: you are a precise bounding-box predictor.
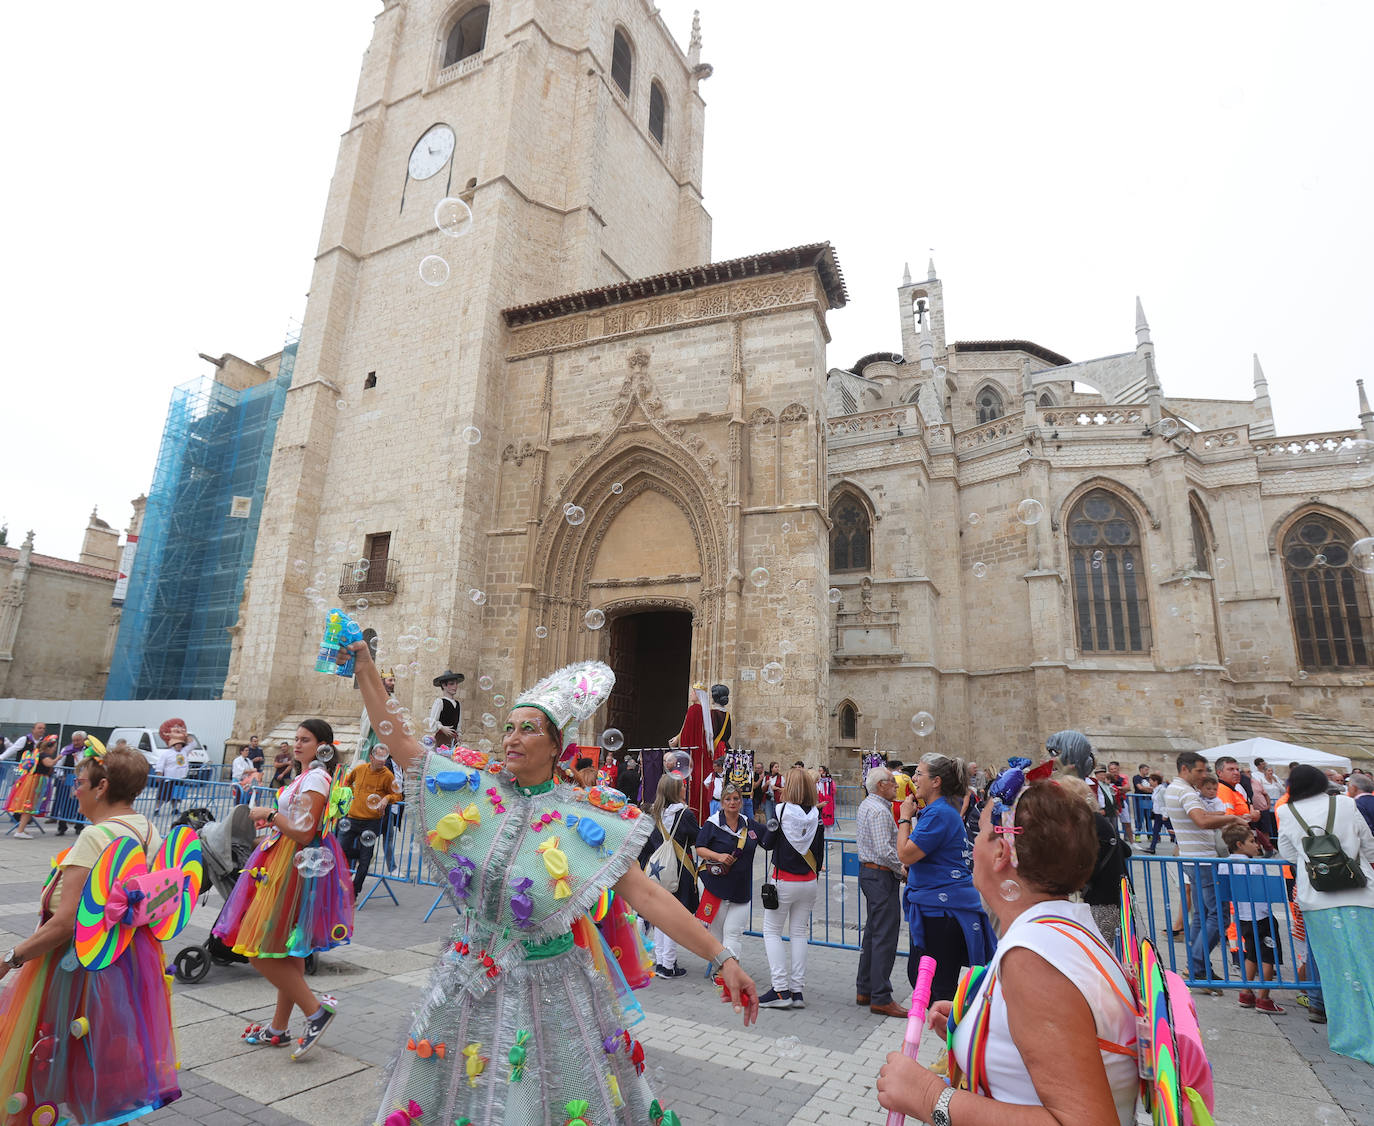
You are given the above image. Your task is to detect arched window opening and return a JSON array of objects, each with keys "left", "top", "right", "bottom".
[
  {"left": 1283, "top": 514, "right": 1372, "bottom": 669},
  {"left": 443, "top": 5, "right": 489, "bottom": 68},
  {"left": 1190, "top": 502, "right": 1211, "bottom": 573},
  {"left": 648, "top": 80, "right": 667, "bottom": 145},
  {"left": 611, "top": 28, "right": 633, "bottom": 96},
  {"left": 839, "top": 703, "right": 858, "bottom": 742},
  {"left": 976, "top": 385, "right": 1005, "bottom": 423},
  {"left": 1068, "top": 489, "right": 1152, "bottom": 653},
  {"left": 830, "top": 494, "right": 871, "bottom": 573},
  {"left": 1038, "top": 391, "right": 1055, "bottom": 408}
]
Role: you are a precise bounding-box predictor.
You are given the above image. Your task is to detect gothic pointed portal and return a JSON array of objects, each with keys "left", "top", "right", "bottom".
[{"left": 605, "top": 609, "right": 693, "bottom": 746}]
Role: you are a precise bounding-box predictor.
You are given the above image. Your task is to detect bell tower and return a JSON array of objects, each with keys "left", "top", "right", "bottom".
[{"left": 230, "top": 0, "right": 713, "bottom": 732}]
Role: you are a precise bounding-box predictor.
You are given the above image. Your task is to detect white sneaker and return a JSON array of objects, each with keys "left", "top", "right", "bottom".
[{"left": 12, "top": 831, "right": 34, "bottom": 839}]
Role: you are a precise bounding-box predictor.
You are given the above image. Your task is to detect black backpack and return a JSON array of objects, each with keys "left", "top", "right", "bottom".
[{"left": 1290, "top": 797, "right": 1368, "bottom": 893}]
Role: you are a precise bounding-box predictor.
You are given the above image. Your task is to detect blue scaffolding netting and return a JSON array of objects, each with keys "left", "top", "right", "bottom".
[{"left": 106, "top": 328, "right": 299, "bottom": 700}]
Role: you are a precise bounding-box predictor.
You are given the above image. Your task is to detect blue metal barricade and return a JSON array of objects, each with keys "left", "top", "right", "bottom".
[{"left": 1128, "top": 853, "right": 1307, "bottom": 989}]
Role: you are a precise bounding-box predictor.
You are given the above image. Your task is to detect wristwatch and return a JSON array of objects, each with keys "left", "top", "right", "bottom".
[
  {"left": 931, "top": 1086, "right": 955, "bottom": 1125},
  {"left": 708, "top": 944, "right": 740, "bottom": 977},
  {"left": 3, "top": 948, "right": 21, "bottom": 969},
  {"left": 898, "top": 818, "right": 913, "bottom": 826}
]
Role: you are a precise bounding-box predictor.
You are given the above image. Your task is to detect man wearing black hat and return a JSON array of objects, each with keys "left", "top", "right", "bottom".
[{"left": 428, "top": 670, "right": 465, "bottom": 745}]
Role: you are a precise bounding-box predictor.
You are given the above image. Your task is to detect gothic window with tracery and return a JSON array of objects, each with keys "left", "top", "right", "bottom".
[
  {"left": 830, "top": 494, "right": 871, "bottom": 573},
  {"left": 443, "top": 5, "right": 488, "bottom": 68},
  {"left": 1190, "top": 501, "right": 1211, "bottom": 572},
  {"left": 839, "top": 702, "right": 858, "bottom": 742},
  {"left": 1283, "top": 514, "right": 1372, "bottom": 669},
  {"left": 976, "top": 385, "right": 1005, "bottom": 423},
  {"left": 649, "top": 81, "right": 667, "bottom": 144},
  {"left": 1038, "top": 391, "right": 1055, "bottom": 408},
  {"left": 1069, "top": 489, "right": 1152, "bottom": 653},
  {"left": 611, "top": 28, "right": 633, "bottom": 96}
]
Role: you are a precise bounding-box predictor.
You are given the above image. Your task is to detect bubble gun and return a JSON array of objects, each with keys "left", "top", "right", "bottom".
[
  {"left": 885, "top": 954, "right": 937, "bottom": 1126},
  {"left": 315, "top": 608, "right": 364, "bottom": 676}
]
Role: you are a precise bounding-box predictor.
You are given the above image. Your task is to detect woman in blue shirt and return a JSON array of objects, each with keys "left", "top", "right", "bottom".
[
  {"left": 898, "top": 752, "right": 995, "bottom": 1001},
  {"left": 695, "top": 783, "right": 760, "bottom": 961}
]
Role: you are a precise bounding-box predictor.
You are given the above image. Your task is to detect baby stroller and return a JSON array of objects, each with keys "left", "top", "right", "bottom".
[{"left": 170, "top": 804, "right": 318, "bottom": 982}]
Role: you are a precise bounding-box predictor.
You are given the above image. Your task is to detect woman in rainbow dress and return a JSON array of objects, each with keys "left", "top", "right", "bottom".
[
  {"left": 212, "top": 718, "right": 354, "bottom": 1058},
  {"left": 0, "top": 745, "right": 192, "bottom": 1125},
  {"left": 351, "top": 642, "right": 759, "bottom": 1126}
]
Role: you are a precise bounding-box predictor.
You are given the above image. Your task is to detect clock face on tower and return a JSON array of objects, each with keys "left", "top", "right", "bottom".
[{"left": 408, "top": 124, "right": 455, "bottom": 180}]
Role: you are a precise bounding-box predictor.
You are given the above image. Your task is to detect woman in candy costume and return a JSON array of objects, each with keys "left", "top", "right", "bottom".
[
  {"left": 0, "top": 746, "right": 183, "bottom": 1125},
  {"left": 5, "top": 735, "right": 58, "bottom": 839},
  {"left": 350, "top": 642, "right": 759, "bottom": 1126},
  {"left": 212, "top": 718, "right": 354, "bottom": 1059}
]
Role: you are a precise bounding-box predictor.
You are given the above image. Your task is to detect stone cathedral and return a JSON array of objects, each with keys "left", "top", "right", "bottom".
[{"left": 227, "top": 0, "right": 1374, "bottom": 770}]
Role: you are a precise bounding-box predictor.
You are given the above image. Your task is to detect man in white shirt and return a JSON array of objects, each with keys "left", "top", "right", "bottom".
[
  {"left": 856, "top": 767, "right": 907, "bottom": 1019},
  {"left": 154, "top": 736, "right": 192, "bottom": 816},
  {"left": 1164, "top": 752, "right": 1245, "bottom": 985}
]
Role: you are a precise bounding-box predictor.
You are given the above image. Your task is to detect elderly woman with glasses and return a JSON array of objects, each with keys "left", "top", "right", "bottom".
[
  {"left": 897, "top": 753, "right": 995, "bottom": 1003},
  {"left": 695, "top": 782, "right": 760, "bottom": 958},
  {"left": 878, "top": 769, "right": 1142, "bottom": 1125}
]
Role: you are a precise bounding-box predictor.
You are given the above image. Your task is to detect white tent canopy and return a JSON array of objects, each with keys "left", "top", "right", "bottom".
[{"left": 1197, "top": 736, "right": 1352, "bottom": 773}]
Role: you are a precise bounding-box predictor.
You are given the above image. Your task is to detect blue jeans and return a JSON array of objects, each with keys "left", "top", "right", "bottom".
[
  {"left": 710, "top": 800, "right": 721, "bottom": 817},
  {"left": 1148, "top": 814, "right": 1175, "bottom": 850},
  {"left": 1187, "top": 862, "right": 1222, "bottom": 980}
]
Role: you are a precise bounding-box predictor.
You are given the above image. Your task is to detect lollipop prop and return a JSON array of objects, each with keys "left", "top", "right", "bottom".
[{"left": 885, "top": 955, "right": 936, "bottom": 1126}]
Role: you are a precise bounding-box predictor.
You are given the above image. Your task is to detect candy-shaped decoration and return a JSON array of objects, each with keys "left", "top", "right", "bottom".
[
  {"left": 463, "top": 1043, "right": 488, "bottom": 1087},
  {"left": 406, "top": 1037, "right": 446, "bottom": 1060},
  {"left": 536, "top": 836, "right": 571, "bottom": 899},
  {"left": 507, "top": 1030, "right": 531, "bottom": 1081},
  {"left": 629, "top": 1039, "right": 645, "bottom": 1075},
  {"left": 428, "top": 804, "right": 481, "bottom": 850},
  {"left": 563, "top": 1100, "right": 591, "bottom": 1126},
  {"left": 29, "top": 1103, "right": 60, "bottom": 1126},
  {"left": 69, "top": 1017, "right": 90, "bottom": 1039},
  {"left": 147, "top": 826, "right": 203, "bottom": 942},
  {"left": 447, "top": 857, "right": 477, "bottom": 900},
  {"left": 565, "top": 813, "right": 607, "bottom": 850},
  {"left": 328, "top": 782, "right": 353, "bottom": 822},
  {"left": 586, "top": 787, "right": 626, "bottom": 813},
  {"left": 485, "top": 787, "right": 507, "bottom": 814},
  {"left": 649, "top": 1101, "right": 682, "bottom": 1126},
  {"left": 606, "top": 1075, "right": 623, "bottom": 1108},
  {"left": 509, "top": 877, "right": 535, "bottom": 927},
  {"left": 382, "top": 1099, "right": 424, "bottom": 1126},
  {"left": 427, "top": 769, "right": 481, "bottom": 793},
  {"left": 455, "top": 747, "right": 490, "bottom": 769},
  {"left": 75, "top": 836, "right": 145, "bottom": 969}
]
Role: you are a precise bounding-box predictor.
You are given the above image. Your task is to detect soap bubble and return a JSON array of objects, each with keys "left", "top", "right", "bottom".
[
  {"left": 492, "top": 694, "right": 506, "bottom": 707},
  {"left": 1261, "top": 654, "right": 1271, "bottom": 667},
  {"left": 481, "top": 713, "right": 497, "bottom": 729},
  {"left": 470, "top": 589, "right": 487, "bottom": 605},
  {"left": 600, "top": 728, "right": 625, "bottom": 753},
  {"left": 434, "top": 196, "right": 472, "bottom": 238},
  {"left": 1298, "top": 670, "right": 1308, "bottom": 681},
  {"left": 477, "top": 739, "right": 494, "bottom": 754},
  {"left": 293, "top": 559, "right": 308, "bottom": 574},
  {"left": 584, "top": 608, "right": 606, "bottom": 630},
  {"left": 1000, "top": 880, "right": 1022, "bottom": 901},
  {"left": 1340, "top": 437, "right": 1374, "bottom": 483},
  {"left": 304, "top": 586, "right": 319, "bottom": 599},
  {"left": 408, "top": 661, "right": 421, "bottom": 676},
  {"left": 478, "top": 675, "right": 493, "bottom": 691},
  {"left": 1124, "top": 560, "right": 1134, "bottom": 572},
  {"left": 665, "top": 749, "right": 693, "bottom": 781},
  {"left": 385, "top": 697, "right": 402, "bottom": 713},
  {"left": 366, "top": 793, "right": 384, "bottom": 811},
  {"left": 1092, "top": 550, "right": 1105, "bottom": 563},
  {"left": 773, "top": 1035, "right": 804, "bottom": 1060},
  {"left": 1169, "top": 606, "right": 1180, "bottom": 617},
  {"left": 1182, "top": 577, "right": 1193, "bottom": 587},
  {"left": 419, "top": 255, "right": 450, "bottom": 286},
  {"left": 972, "top": 562, "right": 988, "bottom": 579},
  {"left": 749, "top": 566, "right": 770, "bottom": 588},
  {"left": 1016, "top": 498, "right": 1044, "bottom": 526},
  {"left": 424, "top": 636, "right": 441, "bottom": 652},
  {"left": 360, "top": 830, "right": 377, "bottom": 847},
  {"left": 779, "top": 639, "right": 794, "bottom": 655},
  {"left": 760, "top": 661, "right": 784, "bottom": 685},
  {"left": 1352, "top": 538, "right": 1374, "bottom": 574},
  {"left": 968, "top": 512, "right": 981, "bottom": 526},
  {"left": 534, "top": 625, "right": 549, "bottom": 639},
  {"left": 355, "top": 597, "right": 370, "bottom": 611},
  {"left": 1158, "top": 417, "right": 1180, "bottom": 438},
  {"left": 392, "top": 778, "right": 404, "bottom": 794},
  {"left": 827, "top": 587, "right": 842, "bottom": 603},
  {"left": 336, "top": 399, "right": 347, "bottom": 411},
  {"left": 460, "top": 426, "right": 481, "bottom": 446},
  {"left": 564, "top": 502, "right": 576, "bottom": 515},
  {"left": 379, "top": 720, "right": 394, "bottom": 736},
  {"left": 938, "top": 892, "right": 949, "bottom": 903},
  {"left": 565, "top": 505, "right": 586, "bottom": 526},
  {"left": 611, "top": 482, "right": 623, "bottom": 494},
  {"left": 1314, "top": 553, "right": 1327, "bottom": 567},
  {"left": 910, "top": 711, "right": 936, "bottom": 737},
  {"left": 781, "top": 522, "right": 791, "bottom": 533},
  {"left": 338, "top": 818, "right": 352, "bottom": 833}
]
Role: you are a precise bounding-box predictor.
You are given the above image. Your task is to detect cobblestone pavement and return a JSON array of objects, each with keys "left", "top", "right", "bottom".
[{"left": 2, "top": 830, "right": 1371, "bottom": 1125}]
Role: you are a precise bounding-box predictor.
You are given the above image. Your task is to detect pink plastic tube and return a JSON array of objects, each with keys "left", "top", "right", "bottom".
[{"left": 885, "top": 955, "right": 937, "bottom": 1126}]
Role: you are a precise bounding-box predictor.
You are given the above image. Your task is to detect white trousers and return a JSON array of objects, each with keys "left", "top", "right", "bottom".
[
  {"left": 706, "top": 898, "right": 751, "bottom": 957},
  {"left": 653, "top": 927, "right": 677, "bottom": 968},
  {"left": 762, "top": 878, "right": 817, "bottom": 992}
]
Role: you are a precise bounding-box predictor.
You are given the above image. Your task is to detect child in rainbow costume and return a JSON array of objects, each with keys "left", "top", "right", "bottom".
[
  {"left": 0, "top": 744, "right": 199, "bottom": 1126},
  {"left": 212, "top": 719, "right": 353, "bottom": 1057},
  {"left": 4, "top": 735, "right": 58, "bottom": 829}
]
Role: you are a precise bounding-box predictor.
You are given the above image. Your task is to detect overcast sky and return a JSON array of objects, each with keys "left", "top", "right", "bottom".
[{"left": 5, "top": 1, "right": 1371, "bottom": 561}]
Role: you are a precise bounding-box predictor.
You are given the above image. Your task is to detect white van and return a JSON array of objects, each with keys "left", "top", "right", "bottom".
[{"left": 107, "top": 727, "right": 212, "bottom": 777}]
